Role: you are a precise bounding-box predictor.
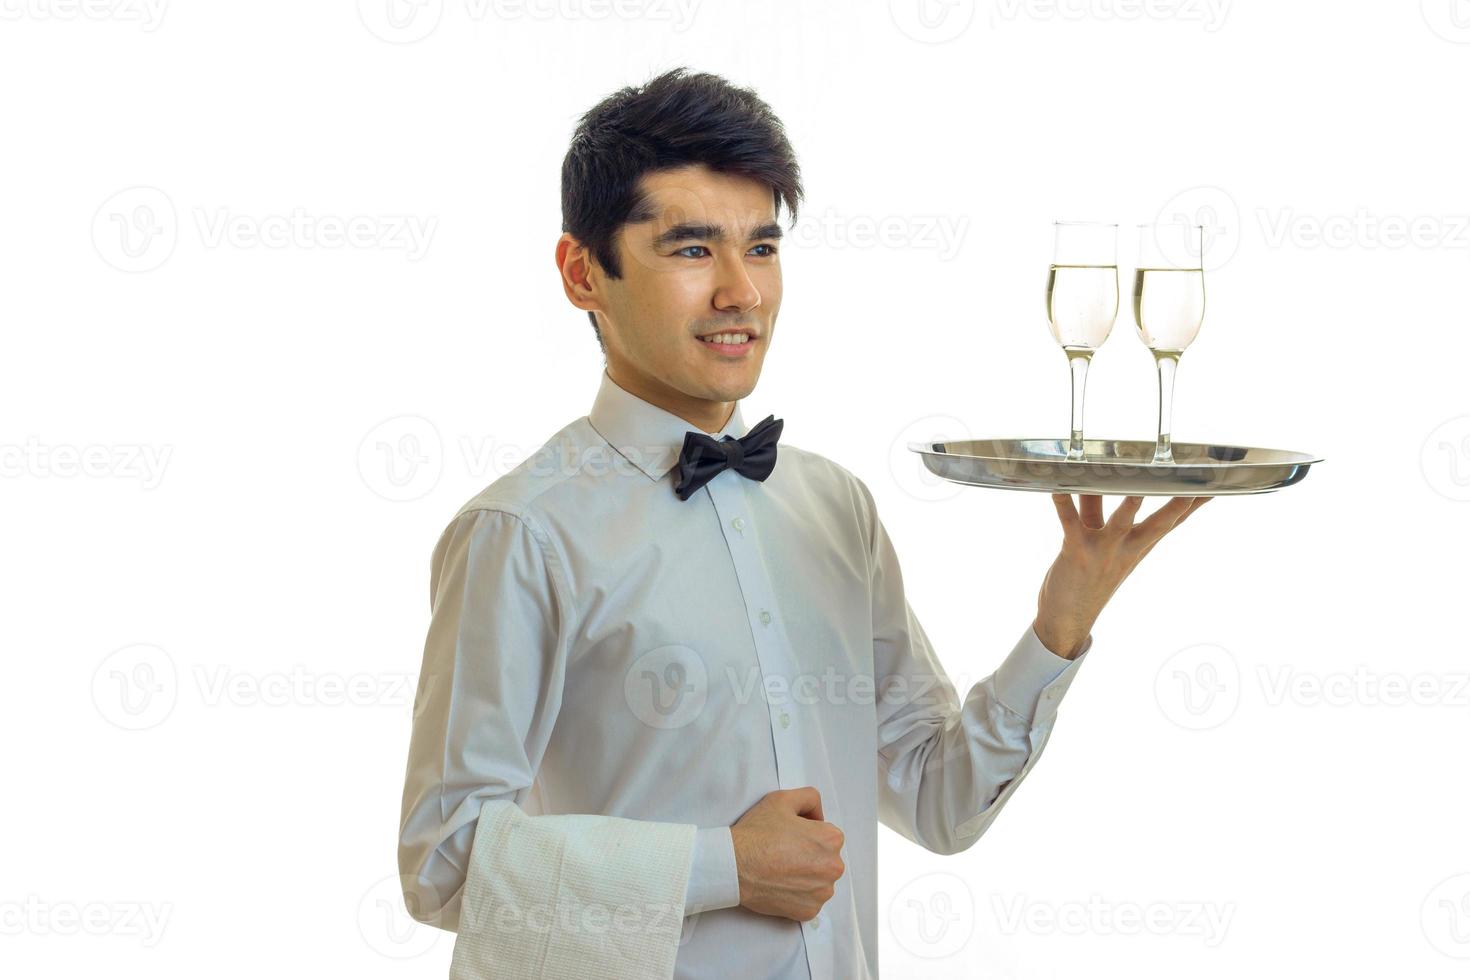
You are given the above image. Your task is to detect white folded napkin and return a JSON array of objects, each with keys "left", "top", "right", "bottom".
[{"left": 449, "top": 800, "right": 696, "bottom": 979}]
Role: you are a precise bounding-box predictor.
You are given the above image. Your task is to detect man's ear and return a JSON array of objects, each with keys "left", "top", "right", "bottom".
[{"left": 556, "top": 234, "right": 600, "bottom": 312}]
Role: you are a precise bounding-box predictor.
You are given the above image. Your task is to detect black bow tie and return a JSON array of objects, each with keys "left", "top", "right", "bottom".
[{"left": 673, "top": 414, "right": 784, "bottom": 501}]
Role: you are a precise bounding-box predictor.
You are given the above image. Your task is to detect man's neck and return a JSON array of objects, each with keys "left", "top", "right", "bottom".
[{"left": 606, "top": 364, "right": 733, "bottom": 435}]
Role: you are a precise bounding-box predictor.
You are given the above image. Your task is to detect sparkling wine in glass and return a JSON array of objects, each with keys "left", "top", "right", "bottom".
[
  {"left": 1046, "top": 222, "right": 1119, "bottom": 460},
  {"left": 1133, "top": 223, "right": 1206, "bottom": 464}
]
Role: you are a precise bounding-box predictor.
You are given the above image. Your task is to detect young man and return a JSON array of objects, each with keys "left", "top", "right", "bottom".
[{"left": 398, "top": 66, "right": 1210, "bottom": 980}]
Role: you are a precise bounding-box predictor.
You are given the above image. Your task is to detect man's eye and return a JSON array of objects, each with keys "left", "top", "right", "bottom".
[{"left": 675, "top": 245, "right": 779, "bottom": 258}]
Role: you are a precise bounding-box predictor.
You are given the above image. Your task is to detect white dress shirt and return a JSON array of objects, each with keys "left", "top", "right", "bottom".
[{"left": 399, "top": 368, "right": 1093, "bottom": 979}]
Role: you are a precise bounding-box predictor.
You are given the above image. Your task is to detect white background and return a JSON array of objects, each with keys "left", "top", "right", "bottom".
[{"left": 3, "top": 1, "right": 1467, "bottom": 977}]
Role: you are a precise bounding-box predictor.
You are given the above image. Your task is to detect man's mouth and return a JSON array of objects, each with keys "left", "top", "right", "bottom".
[{"left": 696, "top": 330, "right": 757, "bottom": 354}]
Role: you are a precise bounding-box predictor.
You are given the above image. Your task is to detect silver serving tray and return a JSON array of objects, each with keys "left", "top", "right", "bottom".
[{"left": 908, "top": 437, "right": 1323, "bottom": 496}]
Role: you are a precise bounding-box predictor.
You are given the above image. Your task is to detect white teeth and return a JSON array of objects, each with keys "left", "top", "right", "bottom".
[{"left": 701, "top": 333, "right": 749, "bottom": 345}]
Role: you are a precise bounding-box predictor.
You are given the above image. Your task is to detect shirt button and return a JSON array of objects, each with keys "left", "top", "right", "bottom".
[
  {"left": 779, "top": 711, "right": 790, "bottom": 728},
  {"left": 731, "top": 517, "right": 745, "bottom": 531},
  {"left": 812, "top": 915, "right": 821, "bottom": 930},
  {"left": 759, "top": 610, "right": 772, "bottom": 626}
]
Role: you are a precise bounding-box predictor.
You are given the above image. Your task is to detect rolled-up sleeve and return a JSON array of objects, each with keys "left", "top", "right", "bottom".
[{"left": 856, "top": 479, "right": 1091, "bottom": 856}]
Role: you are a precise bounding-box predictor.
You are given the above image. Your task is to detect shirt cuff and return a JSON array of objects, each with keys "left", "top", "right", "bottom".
[
  {"left": 993, "top": 622, "right": 1092, "bottom": 719},
  {"left": 682, "top": 825, "right": 741, "bottom": 916}
]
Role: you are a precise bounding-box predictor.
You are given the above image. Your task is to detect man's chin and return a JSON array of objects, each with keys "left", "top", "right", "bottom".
[{"left": 697, "top": 375, "right": 759, "bottom": 404}]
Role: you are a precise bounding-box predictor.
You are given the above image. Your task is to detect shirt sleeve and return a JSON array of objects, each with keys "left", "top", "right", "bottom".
[
  {"left": 682, "top": 826, "right": 741, "bottom": 916},
  {"left": 397, "top": 506, "right": 702, "bottom": 946},
  {"left": 854, "top": 478, "right": 1092, "bottom": 856}
]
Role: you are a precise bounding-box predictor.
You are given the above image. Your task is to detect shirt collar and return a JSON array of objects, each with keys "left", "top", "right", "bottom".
[{"left": 588, "top": 369, "right": 748, "bottom": 482}]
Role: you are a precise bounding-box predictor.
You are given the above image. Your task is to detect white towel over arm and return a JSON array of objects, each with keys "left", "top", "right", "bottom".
[
  {"left": 449, "top": 800, "right": 695, "bottom": 979},
  {"left": 398, "top": 506, "right": 705, "bottom": 978}
]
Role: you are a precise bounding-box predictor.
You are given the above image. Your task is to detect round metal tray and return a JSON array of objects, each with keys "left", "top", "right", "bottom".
[{"left": 908, "top": 437, "right": 1323, "bottom": 496}]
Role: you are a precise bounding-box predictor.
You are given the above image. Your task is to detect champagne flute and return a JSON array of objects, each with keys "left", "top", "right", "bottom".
[
  {"left": 1046, "top": 221, "right": 1119, "bottom": 460},
  {"left": 1133, "top": 223, "right": 1206, "bottom": 464}
]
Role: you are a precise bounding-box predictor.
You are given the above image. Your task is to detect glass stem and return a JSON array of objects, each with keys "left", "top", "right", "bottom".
[
  {"left": 1066, "top": 350, "right": 1092, "bottom": 460},
  {"left": 1153, "top": 351, "right": 1180, "bottom": 464}
]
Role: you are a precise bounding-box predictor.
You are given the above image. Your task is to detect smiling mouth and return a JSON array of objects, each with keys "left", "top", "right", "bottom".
[
  {"left": 696, "top": 330, "right": 755, "bottom": 345},
  {"left": 696, "top": 331, "right": 758, "bottom": 357}
]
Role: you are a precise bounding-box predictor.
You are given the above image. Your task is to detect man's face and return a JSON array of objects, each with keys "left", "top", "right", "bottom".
[{"left": 578, "top": 164, "right": 783, "bottom": 418}]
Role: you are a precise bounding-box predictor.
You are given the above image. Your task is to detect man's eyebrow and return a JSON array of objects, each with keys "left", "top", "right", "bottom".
[{"left": 650, "top": 221, "right": 784, "bottom": 249}]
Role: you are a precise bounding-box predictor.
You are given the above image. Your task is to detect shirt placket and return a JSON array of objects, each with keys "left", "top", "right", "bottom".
[{"left": 704, "top": 474, "right": 835, "bottom": 980}]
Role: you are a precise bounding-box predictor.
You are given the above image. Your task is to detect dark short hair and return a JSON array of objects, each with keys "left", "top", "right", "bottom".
[{"left": 560, "top": 66, "right": 804, "bottom": 353}]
